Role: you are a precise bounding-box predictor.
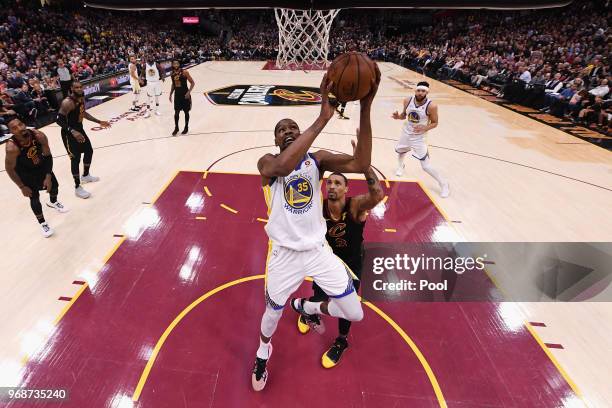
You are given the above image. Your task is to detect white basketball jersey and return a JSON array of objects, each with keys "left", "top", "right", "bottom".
[
  {"left": 145, "top": 62, "right": 160, "bottom": 83},
  {"left": 402, "top": 96, "right": 432, "bottom": 138},
  {"left": 128, "top": 62, "right": 139, "bottom": 80},
  {"left": 263, "top": 153, "right": 326, "bottom": 251}
]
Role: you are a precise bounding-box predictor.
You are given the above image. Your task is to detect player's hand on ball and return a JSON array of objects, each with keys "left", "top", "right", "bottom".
[
  {"left": 20, "top": 185, "right": 32, "bottom": 197},
  {"left": 360, "top": 63, "right": 381, "bottom": 107},
  {"left": 100, "top": 121, "right": 111, "bottom": 128},
  {"left": 319, "top": 74, "right": 335, "bottom": 121}
]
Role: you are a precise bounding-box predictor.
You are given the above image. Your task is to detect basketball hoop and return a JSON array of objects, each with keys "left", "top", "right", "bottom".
[{"left": 274, "top": 8, "right": 340, "bottom": 71}]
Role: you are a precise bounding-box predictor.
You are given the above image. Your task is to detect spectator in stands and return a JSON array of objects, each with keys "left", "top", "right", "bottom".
[
  {"left": 12, "top": 83, "right": 38, "bottom": 120},
  {"left": 548, "top": 84, "right": 578, "bottom": 117},
  {"left": 29, "top": 82, "right": 51, "bottom": 115},
  {"left": 567, "top": 90, "right": 590, "bottom": 119},
  {"left": 7, "top": 71, "right": 26, "bottom": 90},
  {"left": 589, "top": 78, "right": 610, "bottom": 98},
  {"left": 0, "top": 74, "right": 7, "bottom": 92},
  {"left": 0, "top": 98, "right": 17, "bottom": 127},
  {"left": 56, "top": 60, "right": 72, "bottom": 99},
  {"left": 577, "top": 96, "right": 604, "bottom": 127}
]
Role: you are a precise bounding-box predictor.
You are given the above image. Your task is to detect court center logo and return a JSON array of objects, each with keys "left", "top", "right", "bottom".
[
  {"left": 283, "top": 175, "right": 314, "bottom": 214},
  {"left": 205, "top": 85, "right": 322, "bottom": 106}
]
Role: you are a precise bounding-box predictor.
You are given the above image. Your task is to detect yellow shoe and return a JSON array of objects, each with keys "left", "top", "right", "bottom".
[
  {"left": 321, "top": 337, "right": 348, "bottom": 369},
  {"left": 297, "top": 314, "right": 310, "bottom": 334}
]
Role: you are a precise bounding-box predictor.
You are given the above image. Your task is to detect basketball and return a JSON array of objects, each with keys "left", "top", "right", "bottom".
[{"left": 327, "top": 52, "right": 376, "bottom": 102}]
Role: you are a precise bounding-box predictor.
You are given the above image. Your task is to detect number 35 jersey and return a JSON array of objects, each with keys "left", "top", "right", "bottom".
[{"left": 263, "top": 153, "right": 326, "bottom": 251}]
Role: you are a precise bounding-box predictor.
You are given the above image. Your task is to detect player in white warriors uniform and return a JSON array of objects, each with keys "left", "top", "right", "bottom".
[
  {"left": 143, "top": 53, "right": 164, "bottom": 118},
  {"left": 128, "top": 55, "right": 142, "bottom": 112},
  {"left": 252, "top": 68, "right": 380, "bottom": 391},
  {"left": 392, "top": 81, "right": 449, "bottom": 198}
]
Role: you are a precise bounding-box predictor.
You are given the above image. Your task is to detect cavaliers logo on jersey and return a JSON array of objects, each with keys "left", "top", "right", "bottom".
[
  {"left": 407, "top": 111, "right": 421, "bottom": 123},
  {"left": 27, "top": 145, "right": 40, "bottom": 165},
  {"left": 328, "top": 222, "right": 346, "bottom": 238},
  {"left": 172, "top": 72, "right": 183, "bottom": 87},
  {"left": 283, "top": 175, "right": 313, "bottom": 213}
]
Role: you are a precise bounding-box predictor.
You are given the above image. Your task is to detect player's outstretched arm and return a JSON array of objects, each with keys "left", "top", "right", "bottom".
[
  {"left": 84, "top": 111, "right": 111, "bottom": 128},
  {"left": 315, "top": 68, "right": 380, "bottom": 174},
  {"left": 353, "top": 166, "right": 384, "bottom": 216},
  {"left": 258, "top": 75, "right": 335, "bottom": 180}
]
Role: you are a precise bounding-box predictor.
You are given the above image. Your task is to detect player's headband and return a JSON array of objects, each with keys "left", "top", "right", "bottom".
[{"left": 416, "top": 85, "right": 430, "bottom": 91}]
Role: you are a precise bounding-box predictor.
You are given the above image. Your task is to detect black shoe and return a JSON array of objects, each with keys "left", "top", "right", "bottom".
[
  {"left": 130, "top": 106, "right": 140, "bottom": 112},
  {"left": 290, "top": 298, "right": 325, "bottom": 334},
  {"left": 322, "top": 336, "right": 349, "bottom": 368},
  {"left": 172, "top": 127, "right": 179, "bottom": 136},
  {"left": 181, "top": 127, "right": 188, "bottom": 134}
]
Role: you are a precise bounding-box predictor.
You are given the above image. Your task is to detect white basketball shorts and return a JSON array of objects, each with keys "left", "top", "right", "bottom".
[
  {"left": 264, "top": 242, "right": 355, "bottom": 310},
  {"left": 130, "top": 79, "right": 141, "bottom": 93},
  {"left": 395, "top": 132, "right": 428, "bottom": 160},
  {"left": 146, "top": 81, "right": 162, "bottom": 97}
]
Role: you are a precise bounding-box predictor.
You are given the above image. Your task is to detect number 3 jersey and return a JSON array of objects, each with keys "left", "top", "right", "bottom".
[{"left": 263, "top": 153, "right": 326, "bottom": 251}]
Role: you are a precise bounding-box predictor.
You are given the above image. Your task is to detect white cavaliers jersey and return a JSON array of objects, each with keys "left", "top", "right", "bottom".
[
  {"left": 402, "top": 96, "right": 432, "bottom": 139},
  {"left": 263, "top": 153, "right": 326, "bottom": 251},
  {"left": 128, "top": 63, "right": 139, "bottom": 81},
  {"left": 145, "top": 62, "right": 160, "bottom": 83}
]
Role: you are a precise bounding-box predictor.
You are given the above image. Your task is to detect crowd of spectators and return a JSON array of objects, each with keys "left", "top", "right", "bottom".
[
  {"left": 386, "top": 1, "right": 610, "bottom": 132},
  {"left": 0, "top": 0, "right": 609, "bottom": 135}
]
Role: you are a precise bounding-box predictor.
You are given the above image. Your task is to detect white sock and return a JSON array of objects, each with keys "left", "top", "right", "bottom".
[
  {"left": 303, "top": 300, "right": 321, "bottom": 315},
  {"left": 397, "top": 153, "right": 406, "bottom": 168},
  {"left": 256, "top": 338, "right": 271, "bottom": 359}
]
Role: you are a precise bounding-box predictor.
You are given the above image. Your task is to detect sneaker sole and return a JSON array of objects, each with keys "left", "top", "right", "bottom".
[
  {"left": 45, "top": 203, "right": 69, "bottom": 212},
  {"left": 252, "top": 344, "right": 272, "bottom": 391},
  {"left": 322, "top": 348, "right": 346, "bottom": 369},
  {"left": 297, "top": 315, "right": 310, "bottom": 335},
  {"left": 291, "top": 299, "right": 325, "bottom": 334}
]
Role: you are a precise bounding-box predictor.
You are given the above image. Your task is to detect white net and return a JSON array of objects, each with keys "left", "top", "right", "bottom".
[{"left": 274, "top": 8, "right": 340, "bottom": 70}]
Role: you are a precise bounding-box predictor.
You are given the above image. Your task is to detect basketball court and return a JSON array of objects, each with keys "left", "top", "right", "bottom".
[{"left": 2, "top": 0, "right": 612, "bottom": 401}]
